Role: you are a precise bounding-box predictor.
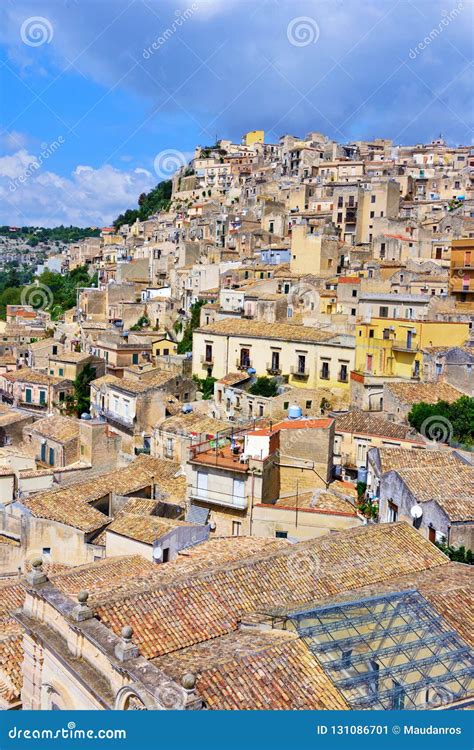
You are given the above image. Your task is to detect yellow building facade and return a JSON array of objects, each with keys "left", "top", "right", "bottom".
[
  {"left": 193, "top": 319, "right": 354, "bottom": 392},
  {"left": 244, "top": 130, "right": 264, "bottom": 146},
  {"left": 355, "top": 319, "right": 470, "bottom": 379}
]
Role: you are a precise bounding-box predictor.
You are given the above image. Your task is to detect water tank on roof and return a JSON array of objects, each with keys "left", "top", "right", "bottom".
[
  {"left": 80, "top": 412, "right": 92, "bottom": 420},
  {"left": 247, "top": 367, "right": 256, "bottom": 375},
  {"left": 182, "top": 403, "right": 193, "bottom": 414},
  {"left": 288, "top": 405, "right": 303, "bottom": 420},
  {"left": 357, "top": 466, "right": 368, "bottom": 484}
]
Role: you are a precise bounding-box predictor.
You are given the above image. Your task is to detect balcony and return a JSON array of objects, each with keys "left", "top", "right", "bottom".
[
  {"left": 291, "top": 365, "right": 309, "bottom": 379},
  {"left": 338, "top": 372, "right": 349, "bottom": 383},
  {"left": 392, "top": 340, "right": 418, "bottom": 353},
  {"left": 266, "top": 362, "right": 282, "bottom": 375},
  {"left": 102, "top": 407, "right": 135, "bottom": 434},
  {"left": 200, "top": 354, "right": 214, "bottom": 365},
  {"left": 320, "top": 369, "right": 330, "bottom": 380},
  {"left": 236, "top": 359, "right": 252, "bottom": 371},
  {"left": 190, "top": 487, "right": 248, "bottom": 510}
]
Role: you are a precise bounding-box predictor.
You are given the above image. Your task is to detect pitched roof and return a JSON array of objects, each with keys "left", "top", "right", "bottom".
[
  {"left": 106, "top": 514, "right": 192, "bottom": 545},
  {"left": 27, "top": 415, "right": 80, "bottom": 443},
  {"left": 385, "top": 382, "right": 463, "bottom": 405},
  {"left": 335, "top": 411, "right": 422, "bottom": 440},
  {"left": 375, "top": 446, "right": 460, "bottom": 474},
  {"left": 156, "top": 632, "right": 348, "bottom": 710},
  {"left": 395, "top": 466, "right": 474, "bottom": 521},
  {"left": 20, "top": 455, "right": 181, "bottom": 533},
  {"left": 3, "top": 368, "right": 70, "bottom": 386},
  {"left": 196, "top": 318, "right": 335, "bottom": 344},
  {"left": 92, "top": 523, "right": 449, "bottom": 660}
]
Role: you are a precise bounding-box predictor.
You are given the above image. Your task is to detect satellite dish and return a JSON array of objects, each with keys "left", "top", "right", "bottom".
[
  {"left": 410, "top": 504, "right": 423, "bottom": 520},
  {"left": 153, "top": 546, "right": 163, "bottom": 561}
]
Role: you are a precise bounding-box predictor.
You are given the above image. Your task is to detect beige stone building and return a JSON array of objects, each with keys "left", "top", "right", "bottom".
[{"left": 193, "top": 319, "right": 354, "bottom": 393}]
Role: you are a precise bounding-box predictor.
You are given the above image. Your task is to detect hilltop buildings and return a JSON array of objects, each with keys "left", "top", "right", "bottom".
[{"left": 0, "top": 130, "right": 472, "bottom": 711}]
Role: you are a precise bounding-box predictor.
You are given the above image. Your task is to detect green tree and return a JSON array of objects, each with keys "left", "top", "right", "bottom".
[
  {"left": 177, "top": 301, "right": 204, "bottom": 354},
  {"left": 63, "top": 363, "right": 97, "bottom": 417},
  {"left": 248, "top": 376, "right": 279, "bottom": 397},
  {"left": 192, "top": 375, "right": 216, "bottom": 400}
]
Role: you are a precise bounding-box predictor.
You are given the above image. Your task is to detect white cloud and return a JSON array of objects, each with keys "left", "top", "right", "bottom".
[{"left": 0, "top": 150, "right": 155, "bottom": 227}]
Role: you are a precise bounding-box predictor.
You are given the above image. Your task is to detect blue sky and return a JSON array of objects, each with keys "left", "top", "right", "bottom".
[{"left": 0, "top": 0, "right": 472, "bottom": 226}]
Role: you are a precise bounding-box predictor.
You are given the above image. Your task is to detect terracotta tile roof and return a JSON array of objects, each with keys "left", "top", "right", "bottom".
[
  {"left": 0, "top": 633, "right": 23, "bottom": 704},
  {"left": 50, "top": 555, "right": 157, "bottom": 603},
  {"left": 273, "top": 488, "right": 357, "bottom": 516},
  {"left": 27, "top": 415, "right": 80, "bottom": 443},
  {"left": 156, "top": 413, "right": 228, "bottom": 436},
  {"left": 217, "top": 372, "right": 249, "bottom": 386},
  {"left": 106, "top": 514, "right": 192, "bottom": 545},
  {"left": 395, "top": 466, "right": 474, "bottom": 521},
  {"left": 93, "top": 523, "right": 449, "bottom": 660},
  {"left": 3, "top": 368, "right": 69, "bottom": 386},
  {"left": 174, "top": 536, "right": 290, "bottom": 571},
  {"left": 156, "top": 632, "right": 348, "bottom": 710},
  {"left": 385, "top": 382, "right": 463, "bottom": 405},
  {"left": 376, "top": 447, "right": 460, "bottom": 474},
  {"left": 196, "top": 318, "right": 335, "bottom": 344},
  {"left": 335, "top": 411, "right": 423, "bottom": 441},
  {"left": 51, "top": 350, "right": 93, "bottom": 363},
  {"left": 20, "top": 455, "right": 179, "bottom": 533}
]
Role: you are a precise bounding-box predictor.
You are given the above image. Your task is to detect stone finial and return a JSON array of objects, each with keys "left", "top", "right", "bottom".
[
  {"left": 71, "top": 589, "right": 93, "bottom": 622},
  {"left": 26, "top": 556, "right": 48, "bottom": 586},
  {"left": 115, "top": 624, "right": 139, "bottom": 662},
  {"left": 181, "top": 673, "right": 196, "bottom": 691}
]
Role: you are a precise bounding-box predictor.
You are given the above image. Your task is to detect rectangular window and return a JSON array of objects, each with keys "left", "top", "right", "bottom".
[
  {"left": 388, "top": 501, "right": 398, "bottom": 522},
  {"left": 321, "top": 361, "right": 330, "bottom": 380},
  {"left": 41, "top": 443, "right": 46, "bottom": 462},
  {"left": 49, "top": 447, "right": 55, "bottom": 466},
  {"left": 39, "top": 391, "right": 46, "bottom": 405},
  {"left": 232, "top": 521, "right": 242, "bottom": 536},
  {"left": 25, "top": 388, "right": 32, "bottom": 403},
  {"left": 339, "top": 364, "right": 348, "bottom": 382},
  {"left": 58, "top": 368, "right": 64, "bottom": 376},
  {"left": 132, "top": 353, "right": 139, "bottom": 364},
  {"left": 205, "top": 344, "right": 213, "bottom": 363},
  {"left": 297, "top": 354, "right": 306, "bottom": 374},
  {"left": 240, "top": 348, "right": 251, "bottom": 368},
  {"left": 271, "top": 351, "right": 280, "bottom": 371},
  {"left": 276, "top": 530, "right": 288, "bottom": 539},
  {"left": 379, "top": 306, "right": 389, "bottom": 317}
]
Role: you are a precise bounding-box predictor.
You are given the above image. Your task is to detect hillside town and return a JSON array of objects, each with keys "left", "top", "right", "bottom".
[{"left": 0, "top": 130, "right": 472, "bottom": 711}]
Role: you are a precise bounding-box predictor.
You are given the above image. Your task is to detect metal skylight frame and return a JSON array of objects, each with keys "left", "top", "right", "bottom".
[{"left": 287, "top": 589, "right": 474, "bottom": 710}]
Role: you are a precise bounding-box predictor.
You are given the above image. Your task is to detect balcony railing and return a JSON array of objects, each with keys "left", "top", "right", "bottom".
[
  {"left": 320, "top": 370, "right": 330, "bottom": 380},
  {"left": 266, "top": 363, "right": 282, "bottom": 375},
  {"left": 291, "top": 365, "right": 309, "bottom": 378},
  {"left": 190, "top": 487, "right": 248, "bottom": 510},
  {"left": 101, "top": 407, "right": 135, "bottom": 431},
  {"left": 392, "top": 340, "right": 418, "bottom": 352},
  {"left": 236, "top": 360, "right": 252, "bottom": 371}
]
